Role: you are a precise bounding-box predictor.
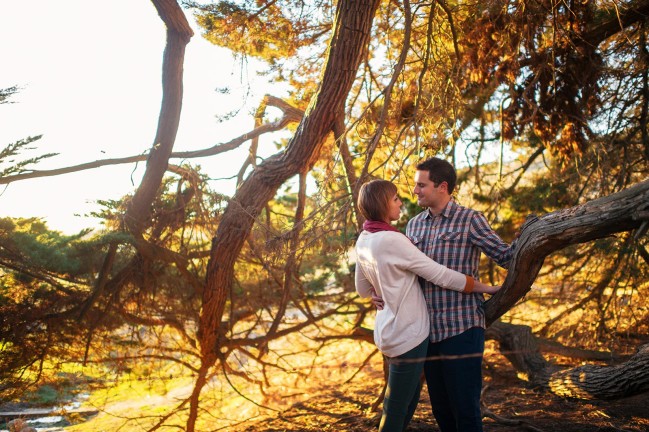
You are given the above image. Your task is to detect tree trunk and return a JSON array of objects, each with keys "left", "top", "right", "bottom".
[
  {"left": 200, "top": 0, "right": 380, "bottom": 366},
  {"left": 486, "top": 321, "right": 649, "bottom": 400},
  {"left": 187, "top": 0, "right": 381, "bottom": 430},
  {"left": 485, "top": 321, "right": 554, "bottom": 384},
  {"left": 548, "top": 344, "right": 649, "bottom": 399}
]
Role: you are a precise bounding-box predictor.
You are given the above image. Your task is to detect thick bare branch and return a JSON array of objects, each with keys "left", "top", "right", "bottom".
[
  {"left": 486, "top": 179, "right": 649, "bottom": 324},
  {"left": 125, "top": 0, "right": 193, "bottom": 234}
]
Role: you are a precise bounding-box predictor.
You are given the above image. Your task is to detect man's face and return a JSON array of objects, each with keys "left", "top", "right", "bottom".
[{"left": 413, "top": 170, "right": 444, "bottom": 208}]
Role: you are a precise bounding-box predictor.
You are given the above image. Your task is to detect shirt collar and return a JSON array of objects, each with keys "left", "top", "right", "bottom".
[{"left": 424, "top": 198, "right": 457, "bottom": 219}]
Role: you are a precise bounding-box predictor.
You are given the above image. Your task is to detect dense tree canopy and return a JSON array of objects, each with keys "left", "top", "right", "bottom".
[{"left": 1, "top": 0, "right": 648, "bottom": 430}]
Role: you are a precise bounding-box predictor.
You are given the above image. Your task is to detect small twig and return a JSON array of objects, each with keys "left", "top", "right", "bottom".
[{"left": 481, "top": 385, "right": 546, "bottom": 432}]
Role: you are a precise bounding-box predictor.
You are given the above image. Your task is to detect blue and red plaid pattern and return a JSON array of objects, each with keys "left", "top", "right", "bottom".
[{"left": 406, "top": 200, "right": 514, "bottom": 342}]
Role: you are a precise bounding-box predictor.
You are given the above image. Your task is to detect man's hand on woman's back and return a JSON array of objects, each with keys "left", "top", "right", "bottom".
[{"left": 370, "top": 287, "right": 385, "bottom": 310}]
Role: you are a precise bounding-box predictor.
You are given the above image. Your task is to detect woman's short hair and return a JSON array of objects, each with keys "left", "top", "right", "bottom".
[{"left": 358, "top": 179, "right": 397, "bottom": 221}]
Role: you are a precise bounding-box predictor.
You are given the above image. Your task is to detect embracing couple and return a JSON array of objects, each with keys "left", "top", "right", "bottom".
[{"left": 354, "top": 157, "right": 516, "bottom": 432}]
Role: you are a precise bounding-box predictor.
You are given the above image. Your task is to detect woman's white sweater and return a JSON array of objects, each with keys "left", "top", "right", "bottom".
[{"left": 355, "top": 230, "right": 468, "bottom": 357}]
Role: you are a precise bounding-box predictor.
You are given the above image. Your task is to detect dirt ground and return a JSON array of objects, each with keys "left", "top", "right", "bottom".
[
  {"left": 232, "top": 349, "right": 649, "bottom": 432},
  {"left": 2, "top": 342, "right": 647, "bottom": 431}
]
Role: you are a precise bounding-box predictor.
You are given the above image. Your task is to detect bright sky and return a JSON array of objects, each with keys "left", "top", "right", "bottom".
[{"left": 0, "top": 1, "right": 286, "bottom": 234}]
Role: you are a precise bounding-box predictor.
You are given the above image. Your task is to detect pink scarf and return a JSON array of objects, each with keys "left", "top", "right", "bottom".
[{"left": 362, "top": 220, "right": 400, "bottom": 233}]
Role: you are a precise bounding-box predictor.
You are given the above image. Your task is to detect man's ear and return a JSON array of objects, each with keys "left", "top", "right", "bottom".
[{"left": 439, "top": 181, "right": 449, "bottom": 193}]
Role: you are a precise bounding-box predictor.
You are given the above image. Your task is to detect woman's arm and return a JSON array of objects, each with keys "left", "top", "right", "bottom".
[
  {"left": 354, "top": 262, "right": 374, "bottom": 298},
  {"left": 397, "top": 234, "right": 500, "bottom": 294}
]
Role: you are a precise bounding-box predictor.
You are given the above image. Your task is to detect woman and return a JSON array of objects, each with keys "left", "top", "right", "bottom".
[{"left": 354, "top": 179, "right": 500, "bottom": 432}]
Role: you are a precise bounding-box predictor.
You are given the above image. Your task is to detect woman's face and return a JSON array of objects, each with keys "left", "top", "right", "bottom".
[{"left": 386, "top": 193, "right": 403, "bottom": 222}]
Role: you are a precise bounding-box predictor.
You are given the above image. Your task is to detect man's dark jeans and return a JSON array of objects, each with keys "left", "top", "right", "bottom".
[{"left": 424, "top": 327, "right": 485, "bottom": 432}]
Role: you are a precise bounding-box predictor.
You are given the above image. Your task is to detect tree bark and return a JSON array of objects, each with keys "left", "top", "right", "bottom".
[
  {"left": 486, "top": 321, "right": 554, "bottom": 384},
  {"left": 548, "top": 344, "right": 649, "bottom": 400},
  {"left": 485, "top": 179, "right": 649, "bottom": 324}
]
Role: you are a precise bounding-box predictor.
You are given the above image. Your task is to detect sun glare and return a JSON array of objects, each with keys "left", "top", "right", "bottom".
[{"left": 0, "top": 0, "right": 286, "bottom": 234}]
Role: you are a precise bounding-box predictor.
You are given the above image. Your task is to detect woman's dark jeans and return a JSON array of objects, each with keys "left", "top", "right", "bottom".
[{"left": 379, "top": 338, "right": 428, "bottom": 431}]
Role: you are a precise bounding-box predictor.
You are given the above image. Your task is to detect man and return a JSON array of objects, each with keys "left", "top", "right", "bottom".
[{"left": 407, "top": 157, "right": 515, "bottom": 432}]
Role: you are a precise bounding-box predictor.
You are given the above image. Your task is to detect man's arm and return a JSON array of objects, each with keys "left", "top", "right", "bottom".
[{"left": 469, "top": 212, "right": 517, "bottom": 268}]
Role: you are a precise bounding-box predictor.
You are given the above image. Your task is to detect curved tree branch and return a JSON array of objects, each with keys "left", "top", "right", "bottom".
[
  {"left": 486, "top": 179, "right": 649, "bottom": 324},
  {"left": 0, "top": 95, "right": 303, "bottom": 186},
  {"left": 356, "top": 0, "right": 413, "bottom": 189}
]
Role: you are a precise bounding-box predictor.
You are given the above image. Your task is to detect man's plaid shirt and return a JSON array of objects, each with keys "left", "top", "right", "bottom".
[{"left": 406, "top": 200, "right": 515, "bottom": 342}]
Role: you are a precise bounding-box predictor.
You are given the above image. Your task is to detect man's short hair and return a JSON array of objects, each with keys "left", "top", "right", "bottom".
[
  {"left": 358, "top": 179, "right": 398, "bottom": 222},
  {"left": 416, "top": 157, "right": 457, "bottom": 194}
]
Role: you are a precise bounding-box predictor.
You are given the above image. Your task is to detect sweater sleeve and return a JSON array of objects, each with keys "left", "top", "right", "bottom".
[
  {"left": 354, "top": 260, "right": 374, "bottom": 298},
  {"left": 391, "top": 234, "right": 468, "bottom": 292}
]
